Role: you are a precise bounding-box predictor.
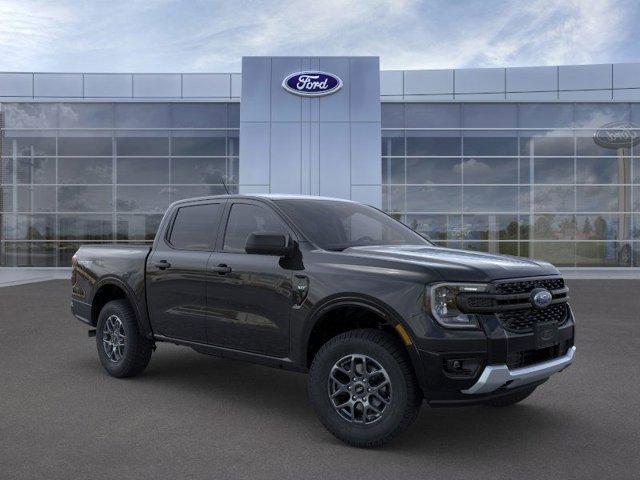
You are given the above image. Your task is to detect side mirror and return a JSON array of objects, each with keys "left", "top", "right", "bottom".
[{"left": 245, "top": 232, "right": 292, "bottom": 257}]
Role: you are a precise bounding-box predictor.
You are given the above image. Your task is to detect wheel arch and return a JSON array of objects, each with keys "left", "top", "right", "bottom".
[
  {"left": 90, "top": 277, "right": 152, "bottom": 338},
  {"left": 303, "top": 294, "right": 425, "bottom": 386}
]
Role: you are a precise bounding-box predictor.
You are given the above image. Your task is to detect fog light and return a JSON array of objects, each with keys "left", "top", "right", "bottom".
[{"left": 444, "top": 357, "right": 480, "bottom": 377}]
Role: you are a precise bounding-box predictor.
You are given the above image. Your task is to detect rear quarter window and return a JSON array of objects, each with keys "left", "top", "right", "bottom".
[{"left": 169, "top": 203, "right": 221, "bottom": 250}]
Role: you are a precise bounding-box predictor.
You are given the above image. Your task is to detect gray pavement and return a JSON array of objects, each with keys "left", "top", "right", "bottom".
[{"left": 1, "top": 279, "right": 639, "bottom": 480}]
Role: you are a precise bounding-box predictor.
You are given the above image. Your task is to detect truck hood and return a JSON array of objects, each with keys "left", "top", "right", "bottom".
[{"left": 342, "top": 245, "right": 560, "bottom": 282}]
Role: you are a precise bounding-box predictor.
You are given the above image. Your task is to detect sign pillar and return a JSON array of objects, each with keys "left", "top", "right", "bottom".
[{"left": 239, "top": 56, "right": 381, "bottom": 207}]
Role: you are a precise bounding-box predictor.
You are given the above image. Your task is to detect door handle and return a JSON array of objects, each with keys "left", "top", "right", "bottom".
[
  {"left": 154, "top": 260, "right": 171, "bottom": 270},
  {"left": 211, "top": 264, "right": 232, "bottom": 274}
]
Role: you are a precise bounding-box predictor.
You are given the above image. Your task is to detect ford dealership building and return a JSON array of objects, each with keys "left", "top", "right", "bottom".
[{"left": 0, "top": 57, "right": 638, "bottom": 269}]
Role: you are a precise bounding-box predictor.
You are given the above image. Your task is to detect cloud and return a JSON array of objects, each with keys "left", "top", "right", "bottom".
[
  {"left": 377, "top": 0, "right": 636, "bottom": 70},
  {"left": 0, "top": 0, "right": 636, "bottom": 72},
  {"left": 457, "top": 0, "right": 628, "bottom": 68},
  {"left": 0, "top": 1, "right": 74, "bottom": 70}
]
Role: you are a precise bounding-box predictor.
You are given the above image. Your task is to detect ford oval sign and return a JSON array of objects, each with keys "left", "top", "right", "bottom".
[
  {"left": 593, "top": 121, "right": 640, "bottom": 149},
  {"left": 282, "top": 71, "right": 343, "bottom": 97}
]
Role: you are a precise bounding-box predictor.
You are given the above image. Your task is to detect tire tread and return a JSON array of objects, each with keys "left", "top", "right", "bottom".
[
  {"left": 309, "top": 328, "right": 421, "bottom": 448},
  {"left": 97, "top": 299, "right": 153, "bottom": 378}
]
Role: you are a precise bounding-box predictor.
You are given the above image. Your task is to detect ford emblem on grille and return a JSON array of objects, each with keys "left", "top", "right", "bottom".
[
  {"left": 531, "top": 288, "right": 553, "bottom": 309},
  {"left": 282, "top": 71, "right": 343, "bottom": 97}
]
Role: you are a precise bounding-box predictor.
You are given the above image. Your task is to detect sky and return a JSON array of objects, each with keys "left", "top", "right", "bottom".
[{"left": 0, "top": 0, "right": 638, "bottom": 73}]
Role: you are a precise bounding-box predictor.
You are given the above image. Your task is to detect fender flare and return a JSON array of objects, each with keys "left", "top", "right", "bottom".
[
  {"left": 90, "top": 276, "right": 153, "bottom": 339},
  {"left": 301, "top": 293, "right": 425, "bottom": 383}
]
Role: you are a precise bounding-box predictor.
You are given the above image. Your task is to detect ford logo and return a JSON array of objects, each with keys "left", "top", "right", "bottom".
[
  {"left": 593, "top": 121, "right": 640, "bottom": 149},
  {"left": 282, "top": 71, "right": 343, "bottom": 97},
  {"left": 538, "top": 326, "right": 556, "bottom": 342},
  {"left": 531, "top": 289, "right": 553, "bottom": 309}
]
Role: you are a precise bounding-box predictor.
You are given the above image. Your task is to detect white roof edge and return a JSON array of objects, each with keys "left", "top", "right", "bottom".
[
  {"left": 380, "top": 61, "right": 640, "bottom": 73},
  {"left": 0, "top": 61, "right": 638, "bottom": 76},
  {"left": 248, "top": 194, "right": 356, "bottom": 202}
]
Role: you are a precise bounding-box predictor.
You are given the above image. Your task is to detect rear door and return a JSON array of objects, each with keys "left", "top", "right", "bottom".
[
  {"left": 205, "top": 200, "right": 294, "bottom": 357},
  {"left": 146, "top": 200, "right": 224, "bottom": 342}
]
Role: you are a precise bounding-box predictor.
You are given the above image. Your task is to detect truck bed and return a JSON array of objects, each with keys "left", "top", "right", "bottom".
[{"left": 71, "top": 244, "right": 153, "bottom": 330}]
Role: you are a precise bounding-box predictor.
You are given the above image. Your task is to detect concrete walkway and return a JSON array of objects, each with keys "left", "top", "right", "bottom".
[
  {"left": 559, "top": 268, "right": 640, "bottom": 279},
  {"left": 0, "top": 268, "right": 71, "bottom": 287}
]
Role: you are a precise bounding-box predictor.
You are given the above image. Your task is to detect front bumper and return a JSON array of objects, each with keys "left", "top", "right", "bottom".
[
  {"left": 461, "top": 345, "right": 576, "bottom": 394},
  {"left": 409, "top": 304, "right": 575, "bottom": 404}
]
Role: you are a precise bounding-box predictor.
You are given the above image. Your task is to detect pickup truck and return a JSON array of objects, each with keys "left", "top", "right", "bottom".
[{"left": 71, "top": 194, "right": 576, "bottom": 448}]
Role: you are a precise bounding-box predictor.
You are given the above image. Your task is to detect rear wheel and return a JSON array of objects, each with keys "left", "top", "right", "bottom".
[
  {"left": 308, "top": 329, "right": 422, "bottom": 448},
  {"left": 96, "top": 299, "right": 153, "bottom": 378},
  {"left": 484, "top": 386, "right": 537, "bottom": 407}
]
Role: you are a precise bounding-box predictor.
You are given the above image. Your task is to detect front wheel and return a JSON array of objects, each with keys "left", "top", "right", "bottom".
[
  {"left": 96, "top": 299, "right": 153, "bottom": 378},
  {"left": 308, "top": 329, "right": 422, "bottom": 448}
]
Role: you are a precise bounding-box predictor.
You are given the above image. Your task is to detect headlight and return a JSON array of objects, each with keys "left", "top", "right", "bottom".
[{"left": 427, "top": 283, "right": 489, "bottom": 329}]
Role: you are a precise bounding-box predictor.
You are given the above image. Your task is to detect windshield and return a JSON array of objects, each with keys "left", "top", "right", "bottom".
[{"left": 273, "top": 199, "right": 431, "bottom": 251}]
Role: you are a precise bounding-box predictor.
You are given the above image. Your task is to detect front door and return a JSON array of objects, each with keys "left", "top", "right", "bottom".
[
  {"left": 205, "top": 201, "right": 294, "bottom": 357},
  {"left": 146, "top": 201, "right": 224, "bottom": 342}
]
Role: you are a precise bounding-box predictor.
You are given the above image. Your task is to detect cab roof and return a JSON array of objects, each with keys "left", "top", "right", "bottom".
[{"left": 171, "top": 193, "right": 356, "bottom": 206}]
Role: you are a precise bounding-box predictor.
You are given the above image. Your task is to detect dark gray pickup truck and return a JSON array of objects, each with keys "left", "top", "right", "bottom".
[{"left": 71, "top": 194, "right": 575, "bottom": 447}]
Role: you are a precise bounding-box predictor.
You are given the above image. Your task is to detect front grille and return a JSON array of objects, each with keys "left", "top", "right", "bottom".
[
  {"left": 496, "top": 302, "right": 568, "bottom": 333},
  {"left": 456, "top": 276, "right": 570, "bottom": 333},
  {"left": 495, "top": 278, "right": 565, "bottom": 295}
]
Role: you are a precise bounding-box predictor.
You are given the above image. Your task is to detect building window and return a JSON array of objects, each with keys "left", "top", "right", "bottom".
[
  {"left": 0, "top": 102, "right": 239, "bottom": 266},
  {"left": 381, "top": 102, "right": 638, "bottom": 267}
]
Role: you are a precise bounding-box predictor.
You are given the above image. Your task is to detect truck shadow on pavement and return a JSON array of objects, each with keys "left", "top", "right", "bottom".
[{"left": 95, "top": 344, "right": 587, "bottom": 455}]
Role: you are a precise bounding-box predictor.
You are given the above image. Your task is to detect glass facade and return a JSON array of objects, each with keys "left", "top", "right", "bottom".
[
  {"left": 0, "top": 102, "right": 239, "bottom": 266},
  {"left": 1, "top": 100, "right": 638, "bottom": 268},
  {"left": 382, "top": 103, "right": 639, "bottom": 267}
]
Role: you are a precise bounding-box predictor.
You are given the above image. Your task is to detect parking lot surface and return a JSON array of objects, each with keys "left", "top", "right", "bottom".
[{"left": 1, "top": 279, "right": 639, "bottom": 480}]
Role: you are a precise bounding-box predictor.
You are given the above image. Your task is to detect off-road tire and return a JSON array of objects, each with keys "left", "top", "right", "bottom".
[
  {"left": 308, "top": 328, "right": 422, "bottom": 448},
  {"left": 484, "top": 386, "right": 537, "bottom": 407},
  {"left": 96, "top": 299, "right": 153, "bottom": 378}
]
